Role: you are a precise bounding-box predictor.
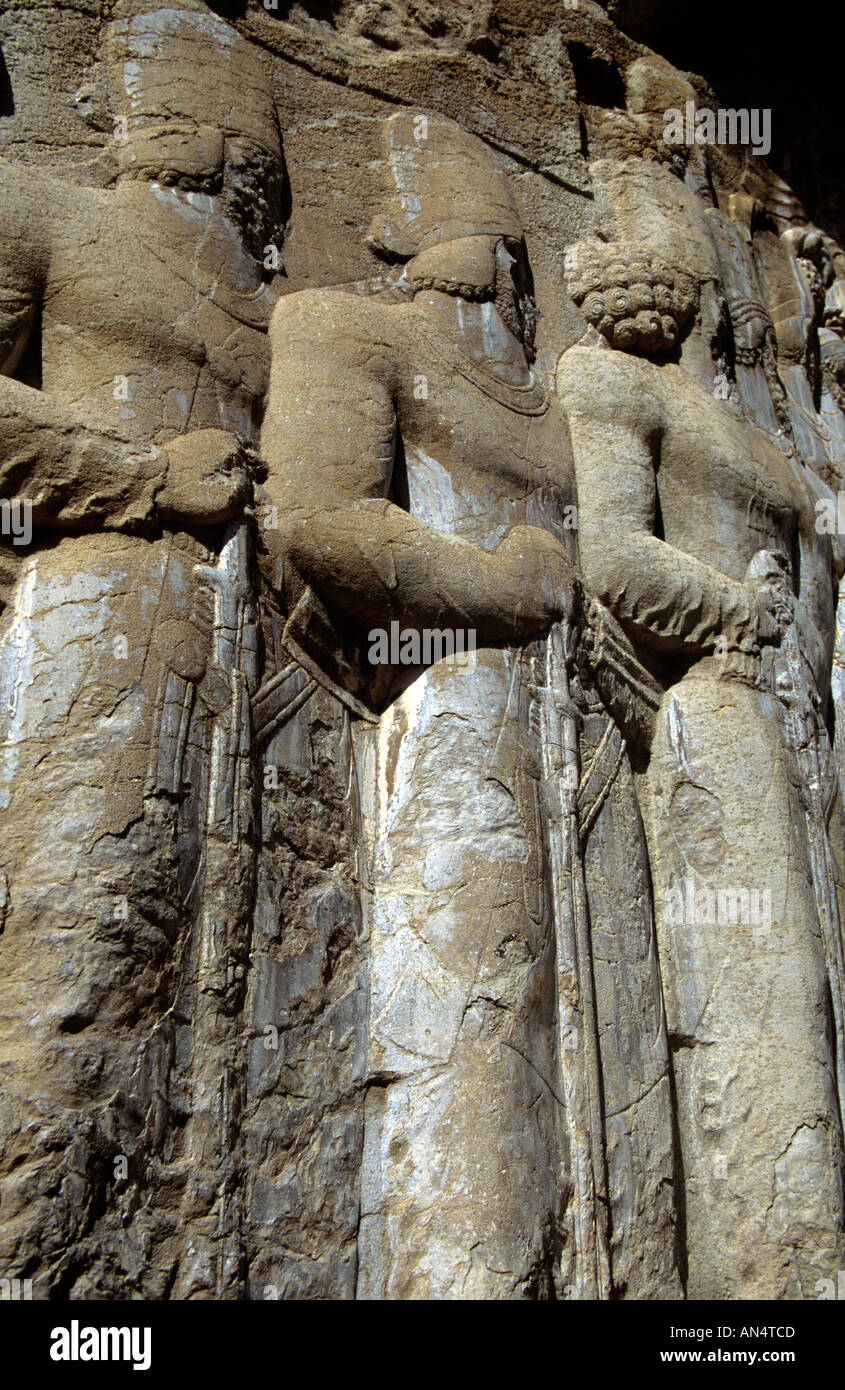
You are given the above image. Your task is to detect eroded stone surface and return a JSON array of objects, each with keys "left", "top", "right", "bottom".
[{"left": 0, "top": 0, "right": 843, "bottom": 1300}]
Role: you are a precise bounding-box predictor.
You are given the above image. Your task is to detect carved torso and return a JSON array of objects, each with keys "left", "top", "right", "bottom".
[
  {"left": 41, "top": 178, "right": 273, "bottom": 444},
  {"left": 364, "top": 294, "right": 577, "bottom": 550}
]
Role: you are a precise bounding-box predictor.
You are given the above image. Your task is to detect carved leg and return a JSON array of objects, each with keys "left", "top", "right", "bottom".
[
  {"left": 354, "top": 648, "right": 568, "bottom": 1299},
  {"left": 644, "top": 666, "right": 845, "bottom": 1298},
  {"left": 0, "top": 533, "right": 208, "bottom": 1297}
]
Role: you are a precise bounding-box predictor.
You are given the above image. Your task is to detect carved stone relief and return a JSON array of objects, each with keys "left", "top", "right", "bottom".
[{"left": 0, "top": 0, "right": 842, "bottom": 1303}]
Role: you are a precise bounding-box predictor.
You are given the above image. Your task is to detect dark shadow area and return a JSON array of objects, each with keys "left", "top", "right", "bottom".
[
  {"left": 569, "top": 40, "right": 626, "bottom": 109},
  {"left": 205, "top": 0, "right": 249, "bottom": 15},
  {"left": 11, "top": 305, "right": 41, "bottom": 390},
  {"left": 0, "top": 46, "right": 14, "bottom": 119},
  {"left": 601, "top": 0, "right": 843, "bottom": 245}
]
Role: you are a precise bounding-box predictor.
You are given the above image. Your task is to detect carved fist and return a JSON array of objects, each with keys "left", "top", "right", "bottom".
[
  {"left": 492, "top": 524, "right": 578, "bottom": 631},
  {"left": 156, "top": 429, "right": 262, "bottom": 526}
]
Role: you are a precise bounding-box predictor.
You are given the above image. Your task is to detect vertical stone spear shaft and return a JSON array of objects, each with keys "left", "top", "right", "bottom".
[
  {"left": 540, "top": 618, "right": 612, "bottom": 1299},
  {"left": 177, "top": 518, "right": 259, "bottom": 1297}
]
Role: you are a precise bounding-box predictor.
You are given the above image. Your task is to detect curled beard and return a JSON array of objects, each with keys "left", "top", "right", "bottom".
[
  {"left": 221, "top": 143, "right": 285, "bottom": 267},
  {"left": 494, "top": 267, "right": 537, "bottom": 361}
]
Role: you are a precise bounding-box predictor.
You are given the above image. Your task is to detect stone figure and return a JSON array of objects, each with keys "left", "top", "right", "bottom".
[
  {"left": 1, "top": 0, "right": 843, "bottom": 1303},
  {"left": 0, "top": 0, "right": 282, "bottom": 1297},
  {"left": 256, "top": 110, "right": 680, "bottom": 1299},
  {"left": 558, "top": 220, "right": 845, "bottom": 1296}
]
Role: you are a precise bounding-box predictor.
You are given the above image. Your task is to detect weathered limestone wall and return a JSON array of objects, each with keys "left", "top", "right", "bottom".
[{"left": 0, "top": 0, "right": 843, "bottom": 1300}]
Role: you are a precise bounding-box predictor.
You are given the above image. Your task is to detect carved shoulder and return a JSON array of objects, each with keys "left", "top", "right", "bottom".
[
  {"left": 0, "top": 157, "right": 58, "bottom": 262},
  {"left": 262, "top": 287, "right": 402, "bottom": 512},
  {"left": 556, "top": 344, "right": 664, "bottom": 439},
  {"left": 268, "top": 286, "right": 403, "bottom": 382}
]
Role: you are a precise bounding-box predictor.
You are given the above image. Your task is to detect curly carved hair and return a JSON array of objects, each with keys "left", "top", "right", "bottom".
[{"left": 564, "top": 240, "right": 698, "bottom": 354}]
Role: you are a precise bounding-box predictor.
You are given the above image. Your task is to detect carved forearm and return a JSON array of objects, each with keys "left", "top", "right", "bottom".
[
  {"left": 275, "top": 498, "right": 550, "bottom": 644},
  {"left": 581, "top": 529, "right": 759, "bottom": 657},
  {"left": 0, "top": 378, "right": 165, "bottom": 531}
]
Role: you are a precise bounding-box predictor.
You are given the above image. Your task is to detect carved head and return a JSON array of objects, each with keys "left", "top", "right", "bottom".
[
  {"left": 742, "top": 224, "right": 830, "bottom": 407},
  {"left": 105, "top": 0, "right": 284, "bottom": 257},
  {"left": 367, "top": 111, "right": 537, "bottom": 353},
  {"left": 564, "top": 240, "right": 697, "bottom": 355}
]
